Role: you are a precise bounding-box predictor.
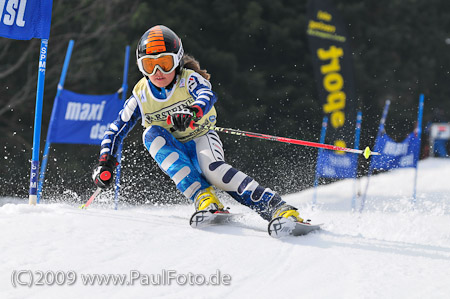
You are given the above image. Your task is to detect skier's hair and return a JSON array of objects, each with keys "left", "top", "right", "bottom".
[{"left": 182, "top": 54, "right": 211, "bottom": 80}]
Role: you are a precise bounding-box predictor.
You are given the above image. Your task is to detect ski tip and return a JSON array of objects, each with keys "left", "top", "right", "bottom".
[
  {"left": 268, "top": 217, "right": 296, "bottom": 238},
  {"left": 79, "top": 204, "right": 87, "bottom": 209},
  {"left": 268, "top": 217, "right": 323, "bottom": 238},
  {"left": 190, "top": 210, "right": 212, "bottom": 228}
]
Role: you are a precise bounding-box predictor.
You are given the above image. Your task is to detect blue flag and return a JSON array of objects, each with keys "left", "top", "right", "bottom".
[
  {"left": 48, "top": 89, "right": 123, "bottom": 145},
  {"left": 0, "top": 0, "right": 53, "bottom": 40},
  {"left": 316, "top": 150, "right": 358, "bottom": 179},
  {"left": 370, "top": 132, "right": 420, "bottom": 170}
]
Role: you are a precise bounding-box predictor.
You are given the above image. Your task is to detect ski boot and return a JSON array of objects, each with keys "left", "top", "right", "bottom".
[
  {"left": 271, "top": 204, "right": 304, "bottom": 223},
  {"left": 269, "top": 204, "right": 319, "bottom": 237},
  {"left": 194, "top": 186, "right": 224, "bottom": 211}
]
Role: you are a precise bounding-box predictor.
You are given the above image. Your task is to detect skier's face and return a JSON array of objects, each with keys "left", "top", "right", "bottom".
[{"left": 149, "top": 69, "right": 176, "bottom": 88}]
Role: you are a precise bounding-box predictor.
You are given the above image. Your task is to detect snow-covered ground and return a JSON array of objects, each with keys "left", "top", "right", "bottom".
[{"left": 1, "top": 158, "right": 450, "bottom": 299}]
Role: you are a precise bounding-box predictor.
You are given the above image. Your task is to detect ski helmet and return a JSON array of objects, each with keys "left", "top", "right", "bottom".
[{"left": 136, "top": 25, "right": 184, "bottom": 77}]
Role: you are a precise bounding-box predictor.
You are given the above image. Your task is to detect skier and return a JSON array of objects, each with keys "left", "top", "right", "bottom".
[{"left": 92, "top": 25, "right": 304, "bottom": 223}]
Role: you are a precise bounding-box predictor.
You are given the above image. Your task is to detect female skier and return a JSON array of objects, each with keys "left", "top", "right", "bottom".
[{"left": 92, "top": 25, "right": 303, "bottom": 223}]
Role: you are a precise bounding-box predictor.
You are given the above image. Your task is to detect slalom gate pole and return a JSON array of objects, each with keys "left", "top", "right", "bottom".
[
  {"left": 37, "top": 40, "right": 75, "bottom": 203},
  {"left": 201, "top": 125, "right": 380, "bottom": 159},
  {"left": 313, "top": 116, "right": 328, "bottom": 207},
  {"left": 121, "top": 45, "right": 130, "bottom": 101},
  {"left": 412, "top": 94, "right": 424, "bottom": 203},
  {"left": 111, "top": 45, "right": 130, "bottom": 210},
  {"left": 351, "top": 111, "right": 363, "bottom": 211},
  {"left": 114, "top": 144, "right": 122, "bottom": 210},
  {"left": 360, "top": 100, "right": 391, "bottom": 212},
  {"left": 29, "top": 39, "right": 49, "bottom": 205}
]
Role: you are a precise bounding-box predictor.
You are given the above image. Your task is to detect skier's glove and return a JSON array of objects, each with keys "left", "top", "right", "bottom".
[
  {"left": 167, "top": 106, "right": 203, "bottom": 131},
  {"left": 92, "top": 153, "right": 118, "bottom": 189}
]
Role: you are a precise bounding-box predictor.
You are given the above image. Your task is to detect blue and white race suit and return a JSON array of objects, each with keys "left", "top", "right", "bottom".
[{"left": 99, "top": 68, "right": 285, "bottom": 220}]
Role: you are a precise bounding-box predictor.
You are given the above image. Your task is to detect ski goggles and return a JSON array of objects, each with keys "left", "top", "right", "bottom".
[{"left": 137, "top": 53, "right": 179, "bottom": 76}]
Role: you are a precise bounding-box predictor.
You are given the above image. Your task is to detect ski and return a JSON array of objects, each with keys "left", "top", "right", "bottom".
[
  {"left": 189, "top": 209, "right": 233, "bottom": 228},
  {"left": 268, "top": 216, "right": 322, "bottom": 238}
]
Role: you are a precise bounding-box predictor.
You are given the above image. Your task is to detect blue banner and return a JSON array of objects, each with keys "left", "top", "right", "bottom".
[
  {"left": 48, "top": 89, "right": 123, "bottom": 145},
  {"left": 0, "top": 0, "right": 53, "bottom": 40},
  {"left": 316, "top": 150, "right": 358, "bottom": 179},
  {"left": 315, "top": 111, "right": 361, "bottom": 180},
  {"left": 370, "top": 132, "right": 420, "bottom": 170}
]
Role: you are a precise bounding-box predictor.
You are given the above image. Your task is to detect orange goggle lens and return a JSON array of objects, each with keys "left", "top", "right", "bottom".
[{"left": 141, "top": 55, "right": 176, "bottom": 75}]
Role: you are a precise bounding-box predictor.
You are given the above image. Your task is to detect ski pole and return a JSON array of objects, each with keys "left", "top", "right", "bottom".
[
  {"left": 200, "top": 124, "right": 380, "bottom": 159},
  {"left": 166, "top": 116, "right": 380, "bottom": 158},
  {"left": 80, "top": 187, "right": 102, "bottom": 209}
]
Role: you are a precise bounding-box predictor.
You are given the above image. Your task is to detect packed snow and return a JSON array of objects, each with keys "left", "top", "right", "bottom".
[{"left": 1, "top": 158, "right": 450, "bottom": 299}]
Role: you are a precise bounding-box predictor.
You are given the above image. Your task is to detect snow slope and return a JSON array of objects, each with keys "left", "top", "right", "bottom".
[{"left": 1, "top": 158, "right": 450, "bottom": 299}]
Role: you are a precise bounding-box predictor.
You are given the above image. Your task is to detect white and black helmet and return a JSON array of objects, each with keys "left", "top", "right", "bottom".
[{"left": 136, "top": 25, "right": 184, "bottom": 77}]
